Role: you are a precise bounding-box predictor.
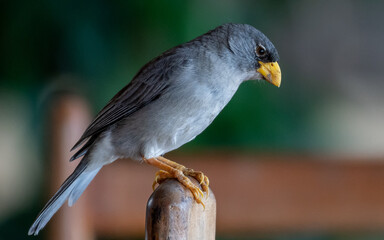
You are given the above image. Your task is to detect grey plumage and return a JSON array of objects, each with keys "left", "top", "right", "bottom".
[{"left": 29, "top": 23, "right": 280, "bottom": 235}]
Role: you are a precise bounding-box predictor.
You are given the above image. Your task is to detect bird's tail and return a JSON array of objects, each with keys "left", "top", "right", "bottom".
[{"left": 28, "top": 160, "right": 101, "bottom": 236}]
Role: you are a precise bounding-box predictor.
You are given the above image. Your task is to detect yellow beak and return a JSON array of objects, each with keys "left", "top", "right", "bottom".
[{"left": 257, "top": 61, "right": 281, "bottom": 87}]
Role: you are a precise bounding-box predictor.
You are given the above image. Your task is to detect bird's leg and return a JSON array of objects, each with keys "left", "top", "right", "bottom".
[
  {"left": 143, "top": 157, "right": 209, "bottom": 206},
  {"left": 157, "top": 156, "right": 209, "bottom": 194}
]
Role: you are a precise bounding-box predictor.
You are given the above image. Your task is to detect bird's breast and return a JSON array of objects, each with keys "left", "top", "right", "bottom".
[{"left": 112, "top": 67, "right": 241, "bottom": 160}]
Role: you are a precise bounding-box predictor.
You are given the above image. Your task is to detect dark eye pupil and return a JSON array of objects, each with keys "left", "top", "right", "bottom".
[{"left": 257, "top": 46, "right": 266, "bottom": 56}]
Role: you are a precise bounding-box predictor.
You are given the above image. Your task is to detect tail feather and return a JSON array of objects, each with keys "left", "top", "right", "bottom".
[
  {"left": 28, "top": 161, "right": 101, "bottom": 236},
  {"left": 68, "top": 169, "right": 99, "bottom": 206}
]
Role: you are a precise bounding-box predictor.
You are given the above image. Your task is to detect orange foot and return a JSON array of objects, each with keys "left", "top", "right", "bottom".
[{"left": 143, "top": 156, "right": 209, "bottom": 207}]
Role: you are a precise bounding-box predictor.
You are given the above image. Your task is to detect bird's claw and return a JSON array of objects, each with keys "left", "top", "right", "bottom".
[
  {"left": 188, "top": 184, "right": 205, "bottom": 208},
  {"left": 152, "top": 167, "right": 209, "bottom": 206},
  {"left": 183, "top": 168, "right": 210, "bottom": 197},
  {"left": 152, "top": 170, "right": 171, "bottom": 190}
]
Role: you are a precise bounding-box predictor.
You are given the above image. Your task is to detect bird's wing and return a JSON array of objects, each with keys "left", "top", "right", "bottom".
[{"left": 71, "top": 51, "right": 183, "bottom": 153}]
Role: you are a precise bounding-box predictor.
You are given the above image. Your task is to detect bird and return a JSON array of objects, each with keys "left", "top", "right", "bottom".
[{"left": 28, "top": 23, "right": 281, "bottom": 236}]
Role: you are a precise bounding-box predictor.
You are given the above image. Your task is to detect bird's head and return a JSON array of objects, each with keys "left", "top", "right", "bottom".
[{"left": 225, "top": 23, "right": 281, "bottom": 87}]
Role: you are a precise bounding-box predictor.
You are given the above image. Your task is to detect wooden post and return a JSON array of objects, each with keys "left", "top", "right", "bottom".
[{"left": 145, "top": 178, "right": 216, "bottom": 240}]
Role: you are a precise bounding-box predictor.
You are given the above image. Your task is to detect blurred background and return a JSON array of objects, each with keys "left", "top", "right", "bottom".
[{"left": 1, "top": 0, "right": 384, "bottom": 239}]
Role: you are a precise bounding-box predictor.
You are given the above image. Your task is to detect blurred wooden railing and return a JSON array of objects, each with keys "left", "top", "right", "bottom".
[{"left": 42, "top": 93, "right": 384, "bottom": 239}]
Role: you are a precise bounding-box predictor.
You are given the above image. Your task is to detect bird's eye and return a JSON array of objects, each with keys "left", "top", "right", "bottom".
[{"left": 256, "top": 45, "right": 267, "bottom": 57}]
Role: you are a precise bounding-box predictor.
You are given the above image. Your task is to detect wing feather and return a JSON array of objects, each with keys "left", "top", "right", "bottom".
[{"left": 71, "top": 50, "right": 185, "bottom": 152}]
